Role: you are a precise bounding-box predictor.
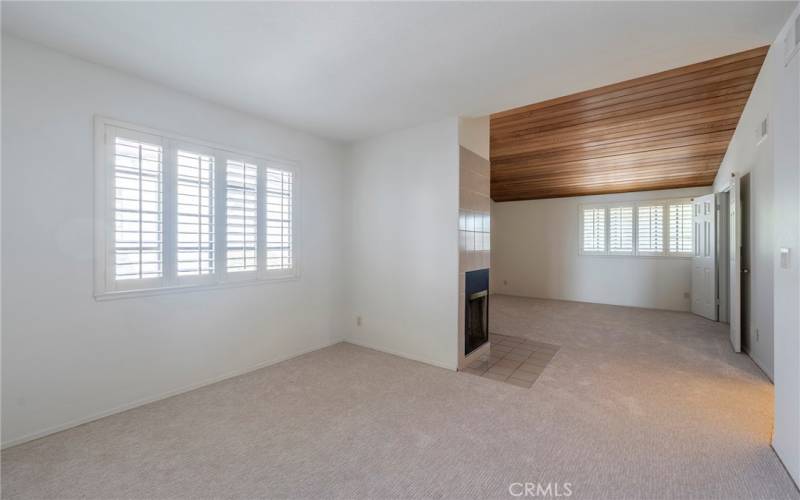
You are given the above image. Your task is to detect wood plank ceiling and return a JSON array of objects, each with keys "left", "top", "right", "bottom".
[{"left": 489, "top": 46, "right": 768, "bottom": 202}]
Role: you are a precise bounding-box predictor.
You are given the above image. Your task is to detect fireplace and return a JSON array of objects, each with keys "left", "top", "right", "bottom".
[{"left": 465, "top": 268, "right": 489, "bottom": 356}]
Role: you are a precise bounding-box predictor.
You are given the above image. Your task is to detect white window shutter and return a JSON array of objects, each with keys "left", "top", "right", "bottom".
[
  {"left": 265, "top": 166, "right": 294, "bottom": 271},
  {"left": 582, "top": 207, "right": 606, "bottom": 253},
  {"left": 112, "top": 135, "right": 164, "bottom": 281},
  {"left": 637, "top": 205, "right": 664, "bottom": 254},
  {"left": 96, "top": 118, "right": 301, "bottom": 298},
  {"left": 225, "top": 159, "right": 258, "bottom": 273},
  {"left": 176, "top": 149, "right": 215, "bottom": 276},
  {"left": 668, "top": 202, "right": 693, "bottom": 254},
  {"left": 609, "top": 206, "right": 634, "bottom": 254}
]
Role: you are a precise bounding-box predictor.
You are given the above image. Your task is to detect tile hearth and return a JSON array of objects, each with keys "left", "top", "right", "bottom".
[{"left": 461, "top": 334, "right": 559, "bottom": 388}]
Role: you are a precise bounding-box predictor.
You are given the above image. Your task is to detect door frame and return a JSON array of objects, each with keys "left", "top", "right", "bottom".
[
  {"left": 723, "top": 175, "right": 742, "bottom": 353},
  {"left": 715, "top": 191, "right": 730, "bottom": 324}
]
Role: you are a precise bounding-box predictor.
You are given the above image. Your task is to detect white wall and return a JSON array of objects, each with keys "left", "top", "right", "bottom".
[
  {"left": 710, "top": 7, "right": 800, "bottom": 483},
  {"left": 1, "top": 36, "right": 348, "bottom": 447},
  {"left": 458, "top": 116, "right": 490, "bottom": 160},
  {"left": 770, "top": 4, "right": 800, "bottom": 487},
  {"left": 712, "top": 34, "right": 777, "bottom": 378},
  {"left": 712, "top": 6, "right": 800, "bottom": 484},
  {"left": 491, "top": 187, "right": 711, "bottom": 312},
  {"left": 345, "top": 118, "right": 460, "bottom": 370}
]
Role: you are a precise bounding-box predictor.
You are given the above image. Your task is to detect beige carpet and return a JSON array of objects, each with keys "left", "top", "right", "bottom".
[{"left": 3, "top": 295, "right": 798, "bottom": 499}]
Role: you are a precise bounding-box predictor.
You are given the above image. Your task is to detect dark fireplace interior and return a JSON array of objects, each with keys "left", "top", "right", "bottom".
[{"left": 465, "top": 268, "right": 489, "bottom": 356}]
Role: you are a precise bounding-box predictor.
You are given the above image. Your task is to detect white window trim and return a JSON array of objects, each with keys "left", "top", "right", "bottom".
[
  {"left": 578, "top": 198, "right": 694, "bottom": 258},
  {"left": 94, "top": 116, "right": 300, "bottom": 300}
]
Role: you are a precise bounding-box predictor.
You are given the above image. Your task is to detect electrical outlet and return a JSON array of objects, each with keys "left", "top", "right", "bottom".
[
  {"left": 356, "top": 316, "right": 362, "bottom": 327},
  {"left": 503, "top": 280, "right": 508, "bottom": 286}
]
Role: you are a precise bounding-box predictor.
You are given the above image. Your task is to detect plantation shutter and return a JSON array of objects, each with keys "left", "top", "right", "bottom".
[
  {"left": 176, "top": 150, "right": 215, "bottom": 276},
  {"left": 226, "top": 159, "right": 258, "bottom": 272},
  {"left": 609, "top": 206, "right": 634, "bottom": 254},
  {"left": 668, "top": 202, "right": 693, "bottom": 254},
  {"left": 637, "top": 205, "right": 664, "bottom": 254},
  {"left": 582, "top": 207, "right": 606, "bottom": 253},
  {"left": 265, "top": 166, "right": 294, "bottom": 271},
  {"left": 113, "top": 135, "right": 164, "bottom": 280}
]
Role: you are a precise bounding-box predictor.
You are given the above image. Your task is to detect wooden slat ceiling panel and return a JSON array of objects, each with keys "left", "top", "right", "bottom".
[{"left": 489, "top": 46, "right": 768, "bottom": 202}]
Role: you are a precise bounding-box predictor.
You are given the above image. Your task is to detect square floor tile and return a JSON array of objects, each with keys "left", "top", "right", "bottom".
[
  {"left": 468, "top": 360, "right": 489, "bottom": 372},
  {"left": 515, "top": 363, "right": 543, "bottom": 375},
  {"left": 506, "top": 377, "right": 534, "bottom": 388},
  {"left": 510, "top": 369, "right": 539, "bottom": 382},
  {"left": 493, "top": 358, "right": 522, "bottom": 370},
  {"left": 487, "top": 365, "right": 515, "bottom": 377},
  {"left": 504, "top": 351, "right": 529, "bottom": 362},
  {"left": 462, "top": 367, "right": 485, "bottom": 376},
  {"left": 482, "top": 371, "right": 508, "bottom": 382}
]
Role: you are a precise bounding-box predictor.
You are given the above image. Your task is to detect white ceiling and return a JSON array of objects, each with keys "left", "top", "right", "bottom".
[{"left": 2, "top": 1, "right": 796, "bottom": 142}]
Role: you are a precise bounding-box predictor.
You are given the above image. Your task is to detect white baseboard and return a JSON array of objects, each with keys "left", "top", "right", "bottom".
[
  {"left": 344, "top": 339, "right": 457, "bottom": 371},
  {"left": 1, "top": 338, "right": 343, "bottom": 450},
  {"left": 492, "top": 292, "right": 691, "bottom": 313}
]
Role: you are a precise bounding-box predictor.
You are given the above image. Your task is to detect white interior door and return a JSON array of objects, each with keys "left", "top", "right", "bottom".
[
  {"left": 729, "top": 178, "right": 742, "bottom": 352},
  {"left": 692, "top": 194, "right": 717, "bottom": 320}
]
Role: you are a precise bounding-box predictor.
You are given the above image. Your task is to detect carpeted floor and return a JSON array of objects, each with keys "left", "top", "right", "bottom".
[{"left": 2, "top": 295, "right": 798, "bottom": 499}]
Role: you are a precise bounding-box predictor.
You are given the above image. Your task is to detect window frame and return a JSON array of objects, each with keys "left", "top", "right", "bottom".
[
  {"left": 94, "top": 116, "right": 300, "bottom": 300},
  {"left": 578, "top": 197, "right": 694, "bottom": 258}
]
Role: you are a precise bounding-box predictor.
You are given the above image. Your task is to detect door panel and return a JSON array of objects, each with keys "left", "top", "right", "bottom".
[{"left": 692, "top": 193, "right": 717, "bottom": 320}]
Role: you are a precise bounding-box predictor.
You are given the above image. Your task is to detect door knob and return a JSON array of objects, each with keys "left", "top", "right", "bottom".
[{"left": 742, "top": 268, "right": 750, "bottom": 274}]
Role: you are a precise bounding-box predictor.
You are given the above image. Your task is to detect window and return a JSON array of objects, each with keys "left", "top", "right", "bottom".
[
  {"left": 581, "top": 207, "right": 606, "bottom": 253},
  {"left": 579, "top": 198, "right": 695, "bottom": 258},
  {"left": 637, "top": 204, "right": 664, "bottom": 254},
  {"left": 95, "top": 118, "right": 299, "bottom": 298}
]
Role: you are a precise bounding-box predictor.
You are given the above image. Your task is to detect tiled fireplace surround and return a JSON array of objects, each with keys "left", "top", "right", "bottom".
[{"left": 458, "top": 144, "right": 491, "bottom": 370}]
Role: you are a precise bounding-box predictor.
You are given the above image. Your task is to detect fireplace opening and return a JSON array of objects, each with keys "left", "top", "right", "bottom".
[{"left": 465, "top": 269, "right": 489, "bottom": 356}]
